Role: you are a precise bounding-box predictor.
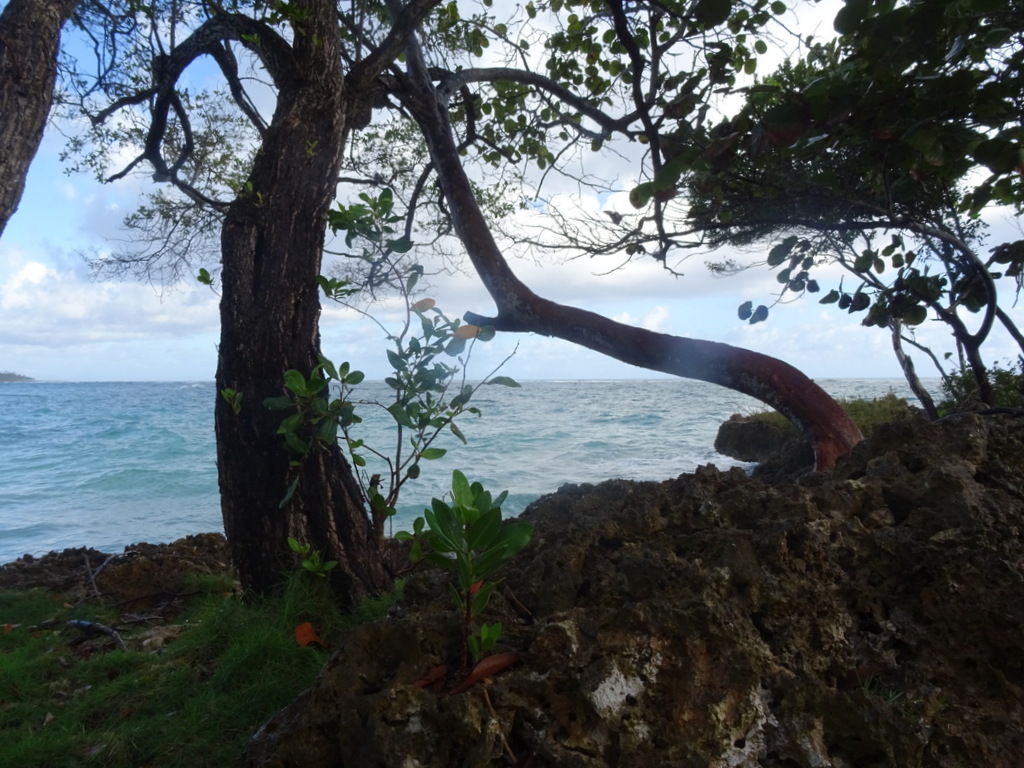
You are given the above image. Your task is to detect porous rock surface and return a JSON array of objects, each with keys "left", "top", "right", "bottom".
[{"left": 242, "top": 413, "right": 1024, "bottom": 767}]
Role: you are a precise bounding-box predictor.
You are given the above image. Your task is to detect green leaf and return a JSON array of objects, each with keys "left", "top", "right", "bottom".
[
  {"left": 470, "top": 581, "right": 498, "bottom": 617},
  {"left": 850, "top": 292, "right": 870, "bottom": 312},
  {"left": 973, "top": 137, "right": 1020, "bottom": 174},
  {"left": 451, "top": 470, "right": 474, "bottom": 510},
  {"left": 283, "top": 431, "right": 310, "bottom": 456},
  {"left": 496, "top": 521, "right": 534, "bottom": 557},
  {"left": 387, "top": 402, "right": 415, "bottom": 428},
  {"left": 277, "top": 412, "right": 305, "bottom": 435},
  {"left": 693, "top": 0, "right": 732, "bottom": 28},
  {"left": 386, "top": 349, "right": 406, "bottom": 372},
  {"left": 445, "top": 337, "right": 467, "bottom": 356},
  {"left": 319, "top": 356, "right": 339, "bottom": 380},
  {"left": 833, "top": 0, "right": 871, "bottom": 35},
  {"left": 767, "top": 236, "right": 797, "bottom": 267},
  {"left": 280, "top": 475, "right": 301, "bottom": 508},
  {"left": 283, "top": 369, "right": 308, "bottom": 398},
  {"left": 629, "top": 181, "right": 655, "bottom": 209},
  {"left": 316, "top": 417, "right": 339, "bottom": 444},
  {"left": 468, "top": 508, "right": 502, "bottom": 552},
  {"left": 455, "top": 550, "right": 474, "bottom": 591},
  {"left": 418, "top": 447, "right": 447, "bottom": 460},
  {"left": 901, "top": 304, "right": 928, "bottom": 326},
  {"left": 345, "top": 370, "right": 365, "bottom": 386},
  {"left": 450, "top": 422, "right": 467, "bottom": 444}
]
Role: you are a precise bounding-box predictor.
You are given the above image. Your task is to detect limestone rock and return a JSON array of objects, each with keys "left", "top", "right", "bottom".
[
  {"left": 714, "top": 412, "right": 797, "bottom": 463},
  {"left": 242, "top": 413, "right": 1024, "bottom": 768}
]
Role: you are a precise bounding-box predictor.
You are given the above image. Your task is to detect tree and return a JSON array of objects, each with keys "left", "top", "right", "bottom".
[
  {"left": 54, "top": 0, "right": 868, "bottom": 600},
  {"left": 668, "top": 0, "right": 1024, "bottom": 406},
  {"left": 0, "top": 0, "right": 79, "bottom": 237}
]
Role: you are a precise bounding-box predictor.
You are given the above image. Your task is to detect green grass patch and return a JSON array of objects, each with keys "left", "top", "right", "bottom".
[
  {"left": 0, "top": 575, "right": 401, "bottom": 767},
  {"left": 745, "top": 392, "right": 920, "bottom": 437}
]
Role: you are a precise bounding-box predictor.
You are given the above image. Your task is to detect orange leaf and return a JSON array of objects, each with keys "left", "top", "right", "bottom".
[
  {"left": 412, "top": 663, "right": 449, "bottom": 689},
  {"left": 412, "top": 298, "right": 436, "bottom": 312},
  {"left": 453, "top": 324, "right": 480, "bottom": 340},
  {"left": 294, "top": 621, "right": 323, "bottom": 648},
  {"left": 449, "top": 651, "right": 520, "bottom": 695},
  {"left": 3, "top": 623, "right": 17, "bottom": 634}
]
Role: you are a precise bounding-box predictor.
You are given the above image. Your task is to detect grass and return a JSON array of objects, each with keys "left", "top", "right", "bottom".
[
  {"left": 0, "top": 574, "right": 402, "bottom": 767},
  {"left": 744, "top": 392, "right": 920, "bottom": 438}
]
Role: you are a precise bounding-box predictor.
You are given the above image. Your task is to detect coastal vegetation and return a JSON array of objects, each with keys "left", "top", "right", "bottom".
[
  {"left": 738, "top": 392, "right": 923, "bottom": 441},
  {"left": 1, "top": 0, "right": 873, "bottom": 602},
  {"left": 0, "top": 564, "right": 401, "bottom": 768},
  {"left": 0, "top": 371, "right": 33, "bottom": 383},
  {"left": 0, "top": 0, "right": 1019, "bottom": 671}
]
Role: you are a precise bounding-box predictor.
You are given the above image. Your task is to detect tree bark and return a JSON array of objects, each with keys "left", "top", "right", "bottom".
[
  {"left": 215, "top": 0, "right": 386, "bottom": 602},
  {"left": 890, "top": 319, "right": 938, "bottom": 419},
  {"left": 0, "top": 0, "right": 78, "bottom": 238},
  {"left": 401, "top": 42, "right": 863, "bottom": 471}
]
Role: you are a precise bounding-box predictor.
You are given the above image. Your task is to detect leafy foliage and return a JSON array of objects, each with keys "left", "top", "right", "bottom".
[
  {"left": 263, "top": 285, "right": 519, "bottom": 541},
  {"left": 397, "top": 470, "right": 533, "bottom": 670},
  {"left": 675, "top": 0, "right": 1024, "bottom": 401},
  {"left": 287, "top": 536, "right": 339, "bottom": 578},
  {"left": 939, "top": 357, "right": 1024, "bottom": 412}
]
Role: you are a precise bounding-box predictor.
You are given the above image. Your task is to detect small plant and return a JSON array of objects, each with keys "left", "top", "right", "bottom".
[
  {"left": 263, "top": 188, "right": 519, "bottom": 541},
  {"left": 742, "top": 392, "right": 920, "bottom": 438},
  {"left": 939, "top": 356, "right": 1024, "bottom": 413},
  {"left": 264, "top": 358, "right": 365, "bottom": 506},
  {"left": 220, "top": 387, "right": 243, "bottom": 415},
  {"left": 398, "top": 470, "right": 533, "bottom": 672},
  {"left": 287, "top": 536, "right": 338, "bottom": 579}
]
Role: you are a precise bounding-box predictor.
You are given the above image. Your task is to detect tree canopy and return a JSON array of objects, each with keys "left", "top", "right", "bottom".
[{"left": 672, "top": 0, "right": 1024, "bottom": 404}]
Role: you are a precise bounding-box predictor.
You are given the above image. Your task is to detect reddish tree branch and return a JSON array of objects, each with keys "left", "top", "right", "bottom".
[{"left": 398, "top": 34, "right": 863, "bottom": 471}]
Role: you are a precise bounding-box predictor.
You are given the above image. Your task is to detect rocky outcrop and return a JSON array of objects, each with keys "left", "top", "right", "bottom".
[
  {"left": 714, "top": 412, "right": 798, "bottom": 463},
  {"left": 0, "top": 532, "right": 233, "bottom": 607},
  {"left": 241, "top": 413, "right": 1024, "bottom": 767}
]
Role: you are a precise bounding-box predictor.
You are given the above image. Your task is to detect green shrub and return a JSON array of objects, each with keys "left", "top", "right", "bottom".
[
  {"left": 744, "top": 391, "right": 920, "bottom": 438},
  {"left": 938, "top": 358, "right": 1024, "bottom": 413}
]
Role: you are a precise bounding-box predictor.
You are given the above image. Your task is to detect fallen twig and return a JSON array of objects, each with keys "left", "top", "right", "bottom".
[{"left": 66, "top": 619, "right": 127, "bottom": 652}]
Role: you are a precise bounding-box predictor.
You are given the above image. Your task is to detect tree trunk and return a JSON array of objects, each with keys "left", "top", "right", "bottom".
[
  {"left": 401, "top": 46, "right": 863, "bottom": 471},
  {"left": 215, "top": 0, "right": 386, "bottom": 602},
  {"left": 890, "top": 319, "right": 938, "bottom": 419},
  {"left": 0, "top": 0, "right": 78, "bottom": 237}
]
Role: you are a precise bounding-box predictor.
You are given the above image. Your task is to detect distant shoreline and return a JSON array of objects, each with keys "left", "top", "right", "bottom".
[{"left": 0, "top": 372, "right": 34, "bottom": 383}]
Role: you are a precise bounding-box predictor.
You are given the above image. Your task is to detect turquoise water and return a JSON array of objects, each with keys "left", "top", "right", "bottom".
[{"left": 0, "top": 378, "right": 931, "bottom": 562}]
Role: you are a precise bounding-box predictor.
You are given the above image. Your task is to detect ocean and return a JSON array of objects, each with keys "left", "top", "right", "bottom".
[{"left": 0, "top": 378, "right": 934, "bottom": 564}]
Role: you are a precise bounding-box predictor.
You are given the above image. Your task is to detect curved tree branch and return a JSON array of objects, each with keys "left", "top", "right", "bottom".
[{"left": 398, "top": 28, "right": 863, "bottom": 471}]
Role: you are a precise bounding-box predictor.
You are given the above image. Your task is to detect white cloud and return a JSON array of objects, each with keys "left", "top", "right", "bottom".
[{"left": 0, "top": 251, "right": 219, "bottom": 350}]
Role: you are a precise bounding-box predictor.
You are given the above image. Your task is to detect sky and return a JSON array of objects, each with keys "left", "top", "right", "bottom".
[{"left": 1, "top": 6, "right": 1022, "bottom": 384}]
